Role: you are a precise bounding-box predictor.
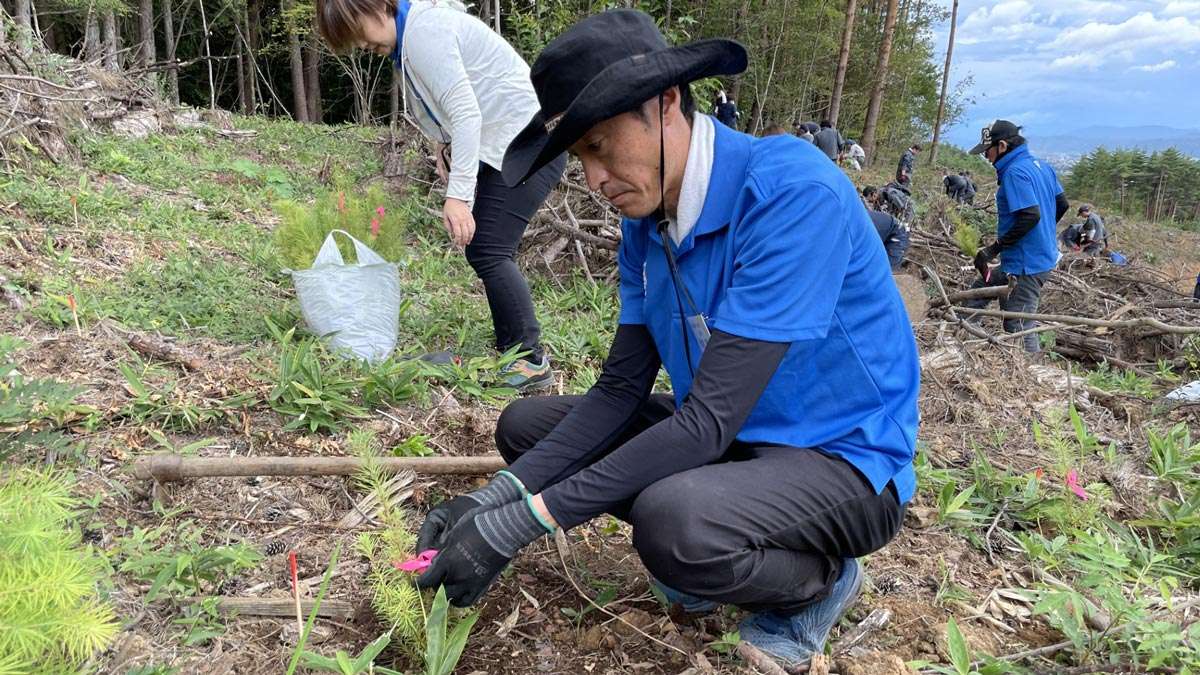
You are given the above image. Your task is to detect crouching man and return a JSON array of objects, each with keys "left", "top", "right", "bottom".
[{"left": 415, "top": 10, "right": 919, "bottom": 669}]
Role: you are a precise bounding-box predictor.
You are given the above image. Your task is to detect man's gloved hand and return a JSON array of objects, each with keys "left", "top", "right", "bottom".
[
  {"left": 417, "top": 499, "right": 554, "bottom": 607},
  {"left": 416, "top": 471, "right": 527, "bottom": 552},
  {"left": 973, "top": 244, "right": 998, "bottom": 280}
]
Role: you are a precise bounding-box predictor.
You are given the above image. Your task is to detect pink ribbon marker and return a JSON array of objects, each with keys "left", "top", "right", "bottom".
[
  {"left": 395, "top": 549, "right": 438, "bottom": 573},
  {"left": 1066, "top": 470, "right": 1088, "bottom": 501}
]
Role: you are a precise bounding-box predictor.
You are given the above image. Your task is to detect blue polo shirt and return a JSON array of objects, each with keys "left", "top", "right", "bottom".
[
  {"left": 994, "top": 144, "right": 1064, "bottom": 275},
  {"left": 618, "top": 120, "right": 920, "bottom": 503}
]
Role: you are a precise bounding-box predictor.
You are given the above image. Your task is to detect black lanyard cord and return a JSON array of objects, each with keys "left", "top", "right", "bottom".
[{"left": 656, "top": 93, "right": 697, "bottom": 378}]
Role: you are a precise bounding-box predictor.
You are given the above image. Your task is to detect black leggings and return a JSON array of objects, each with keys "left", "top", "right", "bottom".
[{"left": 466, "top": 156, "right": 566, "bottom": 362}]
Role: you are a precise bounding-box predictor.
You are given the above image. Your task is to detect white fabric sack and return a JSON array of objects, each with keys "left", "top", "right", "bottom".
[{"left": 289, "top": 230, "right": 400, "bottom": 362}]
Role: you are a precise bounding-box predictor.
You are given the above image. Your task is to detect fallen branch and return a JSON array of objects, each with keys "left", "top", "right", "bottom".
[
  {"left": 832, "top": 607, "right": 891, "bottom": 656},
  {"left": 199, "top": 596, "right": 357, "bottom": 619},
  {"left": 949, "top": 306, "right": 1200, "bottom": 335},
  {"left": 113, "top": 326, "right": 210, "bottom": 372},
  {"left": 550, "top": 201, "right": 619, "bottom": 251},
  {"left": 1149, "top": 299, "right": 1200, "bottom": 310},
  {"left": 928, "top": 284, "right": 1010, "bottom": 308},
  {"left": 736, "top": 641, "right": 791, "bottom": 675},
  {"left": 131, "top": 453, "right": 508, "bottom": 482}
]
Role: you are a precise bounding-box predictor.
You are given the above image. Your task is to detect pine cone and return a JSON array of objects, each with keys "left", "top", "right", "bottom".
[{"left": 263, "top": 540, "right": 286, "bottom": 556}]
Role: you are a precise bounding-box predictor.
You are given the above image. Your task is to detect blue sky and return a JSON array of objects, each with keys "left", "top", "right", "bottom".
[{"left": 931, "top": 1, "right": 1200, "bottom": 148}]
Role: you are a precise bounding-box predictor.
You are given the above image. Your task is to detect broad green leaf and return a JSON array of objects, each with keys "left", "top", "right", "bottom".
[
  {"left": 424, "top": 586, "right": 450, "bottom": 675},
  {"left": 438, "top": 611, "right": 480, "bottom": 675},
  {"left": 945, "top": 616, "right": 970, "bottom": 675},
  {"left": 353, "top": 631, "right": 392, "bottom": 671}
]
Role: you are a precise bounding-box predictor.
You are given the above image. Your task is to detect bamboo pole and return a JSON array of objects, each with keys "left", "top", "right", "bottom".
[{"left": 132, "top": 454, "right": 507, "bottom": 482}]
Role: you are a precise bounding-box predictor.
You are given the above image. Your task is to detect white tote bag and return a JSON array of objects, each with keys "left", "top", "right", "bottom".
[{"left": 289, "top": 230, "right": 401, "bottom": 362}]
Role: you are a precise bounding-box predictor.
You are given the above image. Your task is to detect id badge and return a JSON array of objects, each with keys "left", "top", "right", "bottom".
[{"left": 687, "top": 314, "right": 711, "bottom": 351}]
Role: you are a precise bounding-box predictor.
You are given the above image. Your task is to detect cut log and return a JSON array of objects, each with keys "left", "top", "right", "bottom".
[
  {"left": 928, "top": 284, "right": 1010, "bottom": 307},
  {"left": 132, "top": 453, "right": 507, "bottom": 482}
]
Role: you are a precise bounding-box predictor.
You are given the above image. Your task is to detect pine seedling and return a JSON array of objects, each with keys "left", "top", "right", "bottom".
[{"left": 0, "top": 468, "right": 119, "bottom": 671}]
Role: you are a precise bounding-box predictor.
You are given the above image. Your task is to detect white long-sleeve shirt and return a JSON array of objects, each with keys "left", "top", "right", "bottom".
[{"left": 401, "top": 1, "right": 540, "bottom": 205}]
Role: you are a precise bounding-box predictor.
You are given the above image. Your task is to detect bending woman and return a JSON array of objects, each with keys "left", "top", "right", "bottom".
[{"left": 317, "top": 0, "right": 565, "bottom": 391}]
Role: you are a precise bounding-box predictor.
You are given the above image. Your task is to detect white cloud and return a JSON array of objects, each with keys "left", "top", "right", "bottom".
[
  {"left": 1051, "top": 12, "right": 1200, "bottom": 53},
  {"left": 1131, "top": 59, "right": 1178, "bottom": 72},
  {"left": 1049, "top": 52, "right": 1103, "bottom": 70},
  {"left": 960, "top": 0, "right": 1034, "bottom": 32},
  {"left": 1164, "top": 1, "right": 1200, "bottom": 17}
]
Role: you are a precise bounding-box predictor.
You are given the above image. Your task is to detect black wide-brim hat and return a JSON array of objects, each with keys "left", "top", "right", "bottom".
[{"left": 502, "top": 9, "right": 747, "bottom": 187}]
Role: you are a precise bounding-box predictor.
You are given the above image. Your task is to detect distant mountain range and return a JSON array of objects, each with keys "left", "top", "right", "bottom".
[{"left": 1028, "top": 125, "right": 1200, "bottom": 167}]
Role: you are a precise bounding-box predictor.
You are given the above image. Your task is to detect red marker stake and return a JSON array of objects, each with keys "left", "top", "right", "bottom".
[{"left": 289, "top": 551, "right": 303, "bottom": 636}]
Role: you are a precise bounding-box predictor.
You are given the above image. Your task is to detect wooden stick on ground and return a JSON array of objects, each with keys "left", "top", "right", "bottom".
[
  {"left": 198, "top": 596, "right": 357, "bottom": 619},
  {"left": 950, "top": 306, "right": 1200, "bottom": 334},
  {"left": 132, "top": 453, "right": 508, "bottom": 482}
]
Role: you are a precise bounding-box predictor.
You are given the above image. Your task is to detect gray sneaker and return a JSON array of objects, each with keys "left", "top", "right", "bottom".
[
  {"left": 499, "top": 356, "right": 554, "bottom": 392},
  {"left": 738, "top": 558, "right": 863, "bottom": 666}
]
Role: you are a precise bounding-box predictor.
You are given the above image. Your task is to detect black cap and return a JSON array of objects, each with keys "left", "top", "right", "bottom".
[
  {"left": 501, "top": 10, "right": 747, "bottom": 186},
  {"left": 969, "top": 119, "right": 1021, "bottom": 155}
]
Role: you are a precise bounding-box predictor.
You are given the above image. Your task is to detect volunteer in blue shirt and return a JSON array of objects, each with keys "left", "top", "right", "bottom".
[
  {"left": 967, "top": 120, "right": 1069, "bottom": 352},
  {"left": 413, "top": 10, "right": 919, "bottom": 670}
]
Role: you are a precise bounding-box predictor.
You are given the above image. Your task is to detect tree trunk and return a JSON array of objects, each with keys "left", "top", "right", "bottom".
[
  {"left": 304, "top": 42, "right": 323, "bottom": 122},
  {"left": 14, "top": 0, "right": 31, "bottom": 54},
  {"left": 0, "top": 6, "right": 8, "bottom": 50},
  {"left": 198, "top": 0, "right": 215, "bottom": 109},
  {"left": 236, "top": 40, "right": 248, "bottom": 112},
  {"left": 245, "top": 0, "right": 260, "bottom": 112},
  {"left": 102, "top": 10, "right": 119, "bottom": 70},
  {"left": 828, "top": 0, "right": 857, "bottom": 127},
  {"left": 162, "top": 0, "right": 179, "bottom": 105},
  {"left": 84, "top": 8, "right": 102, "bottom": 62},
  {"left": 860, "top": 0, "right": 899, "bottom": 165},
  {"left": 139, "top": 0, "right": 156, "bottom": 68},
  {"left": 286, "top": 0, "right": 309, "bottom": 122},
  {"left": 929, "top": 0, "right": 958, "bottom": 165}
]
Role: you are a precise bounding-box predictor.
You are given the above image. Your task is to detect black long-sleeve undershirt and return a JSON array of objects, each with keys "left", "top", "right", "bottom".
[
  {"left": 506, "top": 324, "right": 662, "bottom": 493},
  {"left": 535, "top": 328, "right": 790, "bottom": 530}
]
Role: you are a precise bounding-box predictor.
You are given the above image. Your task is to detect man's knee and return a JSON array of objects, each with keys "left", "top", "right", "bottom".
[{"left": 630, "top": 477, "right": 732, "bottom": 591}]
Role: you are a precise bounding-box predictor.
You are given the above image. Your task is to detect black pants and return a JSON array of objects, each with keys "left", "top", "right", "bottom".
[
  {"left": 963, "top": 270, "right": 1050, "bottom": 352},
  {"left": 466, "top": 156, "right": 566, "bottom": 362},
  {"left": 496, "top": 394, "right": 906, "bottom": 613}
]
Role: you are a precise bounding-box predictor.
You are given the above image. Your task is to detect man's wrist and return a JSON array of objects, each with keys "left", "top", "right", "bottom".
[{"left": 529, "top": 494, "right": 558, "bottom": 531}]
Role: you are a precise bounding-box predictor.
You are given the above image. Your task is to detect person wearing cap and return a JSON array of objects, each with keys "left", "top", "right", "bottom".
[
  {"left": 414, "top": 10, "right": 918, "bottom": 669},
  {"left": 314, "top": 0, "right": 565, "bottom": 391},
  {"left": 966, "top": 120, "right": 1069, "bottom": 352},
  {"left": 795, "top": 121, "right": 816, "bottom": 143},
  {"left": 844, "top": 138, "right": 866, "bottom": 170},
  {"left": 896, "top": 143, "right": 920, "bottom": 187},
  {"left": 813, "top": 119, "right": 844, "bottom": 162},
  {"left": 1076, "top": 204, "right": 1107, "bottom": 254}
]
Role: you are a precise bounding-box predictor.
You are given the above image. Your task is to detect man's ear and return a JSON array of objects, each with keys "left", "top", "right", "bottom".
[{"left": 997, "top": 140, "right": 1009, "bottom": 154}]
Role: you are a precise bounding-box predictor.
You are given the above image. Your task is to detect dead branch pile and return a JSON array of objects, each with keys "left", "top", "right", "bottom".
[{"left": 0, "top": 41, "right": 211, "bottom": 166}]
